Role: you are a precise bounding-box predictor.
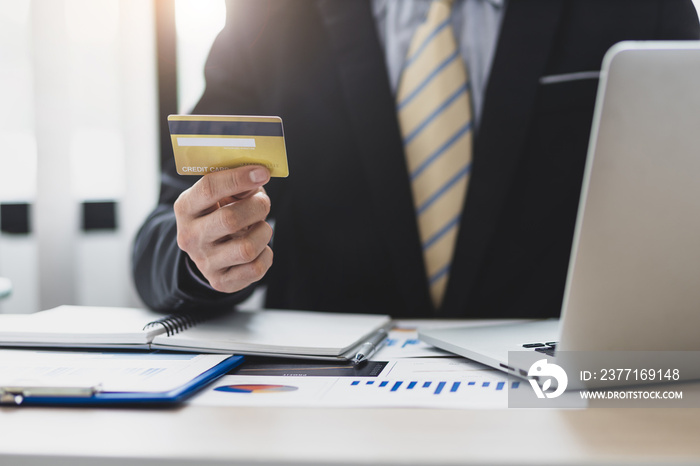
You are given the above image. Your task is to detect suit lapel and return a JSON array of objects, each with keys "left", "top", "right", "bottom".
[
  {"left": 316, "top": 0, "right": 433, "bottom": 316},
  {"left": 442, "top": 0, "right": 564, "bottom": 316}
]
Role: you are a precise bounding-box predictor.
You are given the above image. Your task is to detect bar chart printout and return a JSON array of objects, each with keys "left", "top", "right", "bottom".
[
  {"left": 348, "top": 379, "right": 518, "bottom": 394},
  {"left": 192, "top": 358, "right": 521, "bottom": 409},
  {"left": 330, "top": 376, "right": 520, "bottom": 408}
]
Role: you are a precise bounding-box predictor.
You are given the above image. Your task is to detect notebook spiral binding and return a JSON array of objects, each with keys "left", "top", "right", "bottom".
[{"left": 142, "top": 313, "right": 202, "bottom": 337}]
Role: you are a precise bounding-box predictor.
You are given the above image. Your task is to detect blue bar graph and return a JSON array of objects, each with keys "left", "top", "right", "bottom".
[
  {"left": 385, "top": 338, "right": 422, "bottom": 348},
  {"left": 349, "top": 379, "right": 519, "bottom": 396}
]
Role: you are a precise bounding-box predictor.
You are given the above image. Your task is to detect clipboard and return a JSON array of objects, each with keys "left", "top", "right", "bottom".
[{"left": 0, "top": 351, "right": 243, "bottom": 407}]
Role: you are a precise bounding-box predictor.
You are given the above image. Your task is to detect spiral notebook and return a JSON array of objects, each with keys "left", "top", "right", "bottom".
[{"left": 0, "top": 306, "right": 391, "bottom": 361}]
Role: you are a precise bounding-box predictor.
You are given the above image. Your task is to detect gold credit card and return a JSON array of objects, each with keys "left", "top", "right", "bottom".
[{"left": 168, "top": 115, "right": 289, "bottom": 177}]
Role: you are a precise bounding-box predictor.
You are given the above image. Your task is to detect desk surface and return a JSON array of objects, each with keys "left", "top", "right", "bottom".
[
  {"left": 1, "top": 404, "right": 699, "bottom": 465},
  {"left": 2, "top": 318, "right": 699, "bottom": 465}
]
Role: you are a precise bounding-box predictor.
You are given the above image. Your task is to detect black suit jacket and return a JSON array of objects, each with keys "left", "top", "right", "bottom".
[{"left": 133, "top": 0, "right": 700, "bottom": 318}]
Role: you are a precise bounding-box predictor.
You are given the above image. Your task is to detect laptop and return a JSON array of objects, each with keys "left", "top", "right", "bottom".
[{"left": 419, "top": 42, "right": 700, "bottom": 384}]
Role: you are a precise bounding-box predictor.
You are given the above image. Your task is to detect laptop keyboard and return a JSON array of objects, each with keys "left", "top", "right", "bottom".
[{"left": 522, "top": 342, "right": 557, "bottom": 357}]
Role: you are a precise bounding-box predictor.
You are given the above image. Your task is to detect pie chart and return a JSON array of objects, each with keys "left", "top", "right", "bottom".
[{"left": 215, "top": 384, "right": 298, "bottom": 394}]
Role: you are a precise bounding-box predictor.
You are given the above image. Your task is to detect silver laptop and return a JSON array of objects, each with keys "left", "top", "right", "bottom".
[{"left": 419, "top": 42, "right": 700, "bottom": 382}]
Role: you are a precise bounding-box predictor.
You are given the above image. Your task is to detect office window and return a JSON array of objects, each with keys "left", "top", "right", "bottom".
[
  {"left": 0, "top": 0, "right": 158, "bottom": 313},
  {"left": 0, "top": 1, "right": 37, "bottom": 203},
  {"left": 175, "top": 0, "right": 226, "bottom": 114},
  {"left": 64, "top": 0, "right": 126, "bottom": 201},
  {"left": 0, "top": 1, "right": 38, "bottom": 313}
]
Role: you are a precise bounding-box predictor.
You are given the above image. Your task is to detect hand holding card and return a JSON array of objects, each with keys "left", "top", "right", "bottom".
[
  {"left": 168, "top": 114, "right": 286, "bottom": 294},
  {"left": 173, "top": 165, "right": 274, "bottom": 294},
  {"left": 168, "top": 115, "right": 289, "bottom": 177}
]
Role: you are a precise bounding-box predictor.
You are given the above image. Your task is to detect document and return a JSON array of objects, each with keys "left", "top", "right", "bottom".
[
  {"left": 0, "top": 349, "right": 241, "bottom": 405},
  {"left": 373, "top": 325, "right": 455, "bottom": 359},
  {"left": 190, "top": 357, "right": 517, "bottom": 409},
  {"left": 0, "top": 349, "right": 231, "bottom": 392}
]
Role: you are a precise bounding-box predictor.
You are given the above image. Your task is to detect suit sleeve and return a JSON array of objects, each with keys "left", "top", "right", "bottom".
[{"left": 132, "top": 0, "right": 270, "bottom": 312}]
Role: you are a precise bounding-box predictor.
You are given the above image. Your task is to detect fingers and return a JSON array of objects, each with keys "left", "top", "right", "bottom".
[
  {"left": 209, "top": 246, "right": 274, "bottom": 293},
  {"left": 195, "top": 222, "right": 274, "bottom": 293},
  {"left": 175, "top": 166, "right": 271, "bottom": 218},
  {"left": 173, "top": 166, "right": 274, "bottom": 294},
  {"left": 192, "top": 189, "right": 271, "bottom": 246}
]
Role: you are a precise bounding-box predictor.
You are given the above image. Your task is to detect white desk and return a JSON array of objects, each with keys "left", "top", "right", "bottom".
[
  {"left": 2, "top": 317, "right": 699, "bottom": 465},
  {"left": 1, "top": 403, "right": 700, "bottom": 465}
]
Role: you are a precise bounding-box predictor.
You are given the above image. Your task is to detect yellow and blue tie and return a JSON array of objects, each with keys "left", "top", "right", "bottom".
[{"left": 396, "top": 0, "right": 473, "bottom": 308}]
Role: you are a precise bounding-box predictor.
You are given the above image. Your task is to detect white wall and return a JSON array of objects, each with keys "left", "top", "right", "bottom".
[
  {"left": 0, "top": 0, "right": 158, "bottom": 313},
  {"left": 175, "top": 0, "right": 226, "bottom": 114},
  {"left": 0, "top": 1, "right": 38, "bottom": 313}
]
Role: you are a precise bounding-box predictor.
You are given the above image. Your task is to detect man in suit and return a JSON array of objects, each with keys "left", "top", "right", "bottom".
[{"left": 132, "top": 0, "right": 700, "bottom": 318}]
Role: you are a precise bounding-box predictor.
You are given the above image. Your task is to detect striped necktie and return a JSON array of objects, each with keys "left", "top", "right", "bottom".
[{"left": 396, "top": 0, "right": 473, "bottom": 308}]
